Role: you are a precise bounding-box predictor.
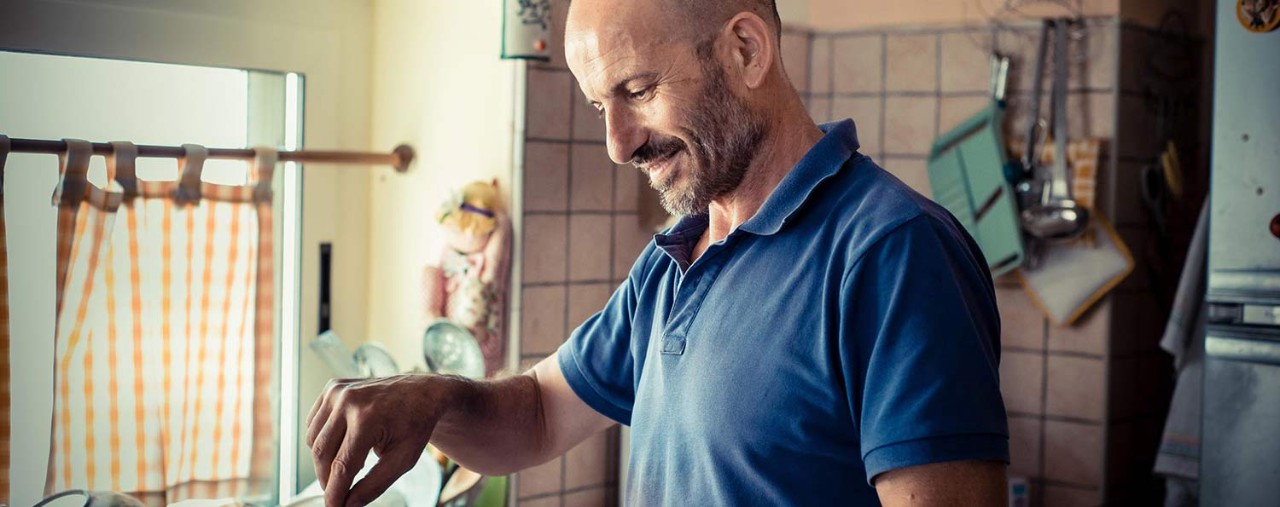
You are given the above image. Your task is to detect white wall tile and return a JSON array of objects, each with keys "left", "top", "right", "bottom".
[
  {"left": 523, "top": 214, "right": 568, "bottom": 283},
  {"left": 524, "top": 142, "right": 570, "bottom": 212},
  {"left": 885, "top": 34, "right": 937, "bottom": 92},
  {"left": 521, "top": 285, "right": 566, "bottom": 357},
  {"left": 568, "top": 214, "right": 612, "bottom": 281},
  {"left": 832, "top": 35, "right": 883, "bottom": 94},
  {"left": 571, "top": 143, "right": 614, "bottom": 211},
  {"left": 527, "top": 68, "right": 572, "bottom": 140}
]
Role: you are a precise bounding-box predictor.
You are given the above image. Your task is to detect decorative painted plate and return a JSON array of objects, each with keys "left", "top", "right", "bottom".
[{"left": 1238, "top": 0, "right": 1280, "bottom": 33}]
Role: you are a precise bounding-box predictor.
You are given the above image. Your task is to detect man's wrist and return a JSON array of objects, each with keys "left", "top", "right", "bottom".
[{"left": 422, "top": 373, "right": 479, "bottom": 429}]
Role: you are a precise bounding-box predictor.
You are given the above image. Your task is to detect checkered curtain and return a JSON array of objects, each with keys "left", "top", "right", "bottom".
[
  {"left": 42, "top": 140, "right": 277, "bottom": 506},
  {"left": 1, "top": 135, "right": 12, "bottom": 504}
]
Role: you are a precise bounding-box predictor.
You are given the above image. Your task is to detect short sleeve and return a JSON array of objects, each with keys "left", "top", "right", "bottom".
[
  {"left": 556, "top": 249, "right": 653, "bottom": 425},
  {"left": 841, "top": 214, "right": 1009, "bottom": 483}
]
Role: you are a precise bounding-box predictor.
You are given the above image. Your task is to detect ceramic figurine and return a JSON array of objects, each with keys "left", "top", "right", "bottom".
[{"left": 422, "top": 180, "right": 511, "bottom": 377}]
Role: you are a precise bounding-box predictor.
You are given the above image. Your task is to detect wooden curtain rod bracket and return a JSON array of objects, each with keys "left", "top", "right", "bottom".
[
  {"left": 1, "top": 136, "right": 415, "bottom": 172},
  {"left": 393, "top": 144, "right": 414, "bottom": 173}
]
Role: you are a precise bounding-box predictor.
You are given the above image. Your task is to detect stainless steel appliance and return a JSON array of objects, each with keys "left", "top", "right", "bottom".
[{"left": 1201, "top": 0, "right": 1280, "bottom": 504}]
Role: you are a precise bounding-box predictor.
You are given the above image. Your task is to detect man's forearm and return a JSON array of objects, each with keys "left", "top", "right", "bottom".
[{"left": 427, "top": 373, "right": 552, "bottom": 475}]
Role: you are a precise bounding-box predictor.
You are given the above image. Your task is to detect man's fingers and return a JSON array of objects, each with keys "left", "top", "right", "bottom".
[
  {"left": 311, "top": 413, "right": 348, "bottom": 491},
  {"left": 305, "top": 396, "right": 332, "bottom": 449},
  {"left": 343, "top": 449, "right": 419, "bottom": 507},
  {"left": 324, "top": 431, "right": 372, "bottom": 507},
  {"left": 307, "top": 379, "right": 353, "bottom": 440},
  {"left": 305, "top": 389, "right": 327, "bottom": 434}
]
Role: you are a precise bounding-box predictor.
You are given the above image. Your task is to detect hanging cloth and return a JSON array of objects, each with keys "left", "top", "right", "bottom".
[
  {"left": 44, "top": 144, "right": 278, "bottom": 506},
  {"left": 1, "top": 134, "right": 12, "bottom": 504}
]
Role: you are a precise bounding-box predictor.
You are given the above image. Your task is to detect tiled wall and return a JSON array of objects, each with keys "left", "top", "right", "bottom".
[
  {"left": 515, "top": 63, "right": 641, "bottom": 507},
  {"left": 511, "top": 3, "right": 630, "bottom": 505},
  {"left": 803, "top": 18, "right": 1204, "bottom": 506}
]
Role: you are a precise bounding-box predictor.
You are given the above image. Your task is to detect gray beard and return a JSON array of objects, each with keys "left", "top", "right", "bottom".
[{"left": 649, "top": 51, "right": 768, "bottom": 216}]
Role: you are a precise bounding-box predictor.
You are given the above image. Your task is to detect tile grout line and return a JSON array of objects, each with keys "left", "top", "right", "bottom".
[
  {"left": 934, "top": 33, "right": 942, "bottom": 142},
  {"left": 803, "top": 30, "right": 814, "bottom": 98},
  {"left": 562, "top": 71, "right": 576, "bottom": 504},
  {"left": 527, "top": 209, "right": 612, "bottom": 216},
  {"left": 1038, "top": 316, "right": 1050, "bottom": 505},
  {"left": 1009, "top": 411, "right": 1107, "bottom": 426},
  {"left": 519, "top": 483, "right": 614, "bottom": 502},
  {"left": 826, "top": 36, "right": 835, "bottom": 121},
  {"left": 605, "top": 76, "right": 622, "bottom": 495},
  {"left": 878, "top": 33, "right": 887, "bottom": 161},
  {"left": 527, "top": 137, "right": 606, "bottom": 146}
]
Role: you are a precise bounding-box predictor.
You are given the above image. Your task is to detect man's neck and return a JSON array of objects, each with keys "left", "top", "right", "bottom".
[{"left": 701, "top": 112, "right": 824, "bottom": 246}]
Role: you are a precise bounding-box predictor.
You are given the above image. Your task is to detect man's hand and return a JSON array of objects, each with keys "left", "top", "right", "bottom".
[
  {"left": 304, "top": 356, "right": 613, "bottom": 507},
  {"left": 306, "top": 374, "right": 454, "bottom": 507}
]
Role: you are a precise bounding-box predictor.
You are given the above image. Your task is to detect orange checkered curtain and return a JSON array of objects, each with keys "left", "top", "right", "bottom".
[
  {"left": 1, "top": 135, "right": 12, "bottom": 503},
  {"left": 43, "top": 140, "right": 277, "bottom": 505}
]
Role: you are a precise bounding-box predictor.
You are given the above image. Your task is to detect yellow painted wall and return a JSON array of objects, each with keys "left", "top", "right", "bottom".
[{"left": 365, "top": 0, "right": 518, "bottom": 372}]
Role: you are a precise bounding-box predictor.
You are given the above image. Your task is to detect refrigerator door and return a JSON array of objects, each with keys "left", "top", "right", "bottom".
[
  {"left": 1207, "top": 0, "right": 1280, "bottom": 306},
  {"left": 1202, "top": 325, "right": 1280, "bottom": 505}
]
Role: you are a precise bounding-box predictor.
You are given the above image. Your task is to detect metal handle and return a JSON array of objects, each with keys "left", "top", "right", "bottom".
[
  {"left": 1021, "top": 21, "right": 1052, "bottom": 175},
  {"left": 991, "top": 54, "right": 1010, "bottom": 102},
  {"left": 1207, "top": 336, "right": 1280, "bottom": 365},
  {"left": 1044, "top": 18, "right": 1073, "bottom": 206}
]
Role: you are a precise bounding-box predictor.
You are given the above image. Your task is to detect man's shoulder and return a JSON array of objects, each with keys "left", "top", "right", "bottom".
[
  {"left": 817, "top": 155, "right": 955, "bottom": 250},
  {"left": 817, "top": 155, "right": 989, "bottom": 284}
]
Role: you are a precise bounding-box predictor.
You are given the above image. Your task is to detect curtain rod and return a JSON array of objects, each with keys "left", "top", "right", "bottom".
[{"left": 3, "top": 137, "right": 415, "bottom": 173}]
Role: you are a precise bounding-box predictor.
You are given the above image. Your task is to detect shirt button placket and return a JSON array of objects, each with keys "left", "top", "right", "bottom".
[{"left": 660, "top": 259, "right": 725, "bottom": 356}]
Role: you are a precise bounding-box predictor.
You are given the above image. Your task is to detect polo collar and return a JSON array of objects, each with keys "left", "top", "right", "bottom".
[{"left": 737, "top": 119, "right": 859, "bottom": 236}]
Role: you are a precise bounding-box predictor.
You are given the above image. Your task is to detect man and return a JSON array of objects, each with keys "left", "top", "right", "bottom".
[{"left": 306, "top": 0, "right": 1009, "bottom": 505}]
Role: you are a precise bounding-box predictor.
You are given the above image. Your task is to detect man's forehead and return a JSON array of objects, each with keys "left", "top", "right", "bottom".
[{"left": 566, "top": 4, "right": 679, "bottom": 94}]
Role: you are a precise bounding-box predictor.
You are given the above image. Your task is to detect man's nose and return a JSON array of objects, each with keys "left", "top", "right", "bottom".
[{"left": 604, "top": 105, "right": 645, "bottom": 166}]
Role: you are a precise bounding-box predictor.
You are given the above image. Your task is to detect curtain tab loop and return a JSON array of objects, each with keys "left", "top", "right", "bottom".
[
  {"left": 0, "top": 134, "right": 10, "bottom": 196},
  {"left": 250, "top": 146, "right": 277, "bottom": 202},
  {"left": 173, "top": 143, "right": 207, "bottom": 205},
  {"left": 108, "top": 141, "right": 139, "bottom": 200},
  {"left": 52, "top": 139, "right": 92, "bottom": 206}
]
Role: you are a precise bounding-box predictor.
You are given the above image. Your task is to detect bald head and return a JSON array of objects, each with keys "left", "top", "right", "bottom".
[{"left": 568, "top": 0, "right": 781, "bottom": 44}]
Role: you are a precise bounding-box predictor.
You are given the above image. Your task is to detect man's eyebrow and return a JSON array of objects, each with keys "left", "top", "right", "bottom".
[{"left": 588, "top": 71, "right": 662, "bottom": 105}]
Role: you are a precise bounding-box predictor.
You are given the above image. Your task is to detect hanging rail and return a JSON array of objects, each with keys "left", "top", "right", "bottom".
[{"left": 1, "top": 137, "right": 415, "bottom": 173}]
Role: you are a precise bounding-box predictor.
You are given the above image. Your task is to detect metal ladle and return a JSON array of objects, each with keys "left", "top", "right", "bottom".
[{"left": 1021, "top": 18, "right": 1089, "bottom": 241}]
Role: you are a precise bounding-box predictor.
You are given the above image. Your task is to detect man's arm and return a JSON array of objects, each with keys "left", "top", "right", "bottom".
[
  {"left": 305, "top": 355, "right": 613, "bottom": 507},
  {"left": 874, "top": 460, "right": 1007, "bottom": 506}
]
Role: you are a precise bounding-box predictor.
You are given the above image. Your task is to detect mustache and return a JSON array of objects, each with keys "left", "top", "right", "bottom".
[{"left": 632, "top": 136, "right": 686, "bottom": 168}]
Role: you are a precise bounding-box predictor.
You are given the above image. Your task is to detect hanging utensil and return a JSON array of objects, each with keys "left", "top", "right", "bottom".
[
  {"left": 1021, "top": 18, "right": 1090, "bottom": 242},
  {"left": 991, "top": 53, "right": 1010, "bottom": 103},
  {"left": 1020, "top": 20, "right": 1052, "bottom": 181},
  {"left": 1016, "top": 21, "right": 1052, "bottom": 268},
  {"left": 422, "top": 320, "right": 486, "bottom": 380},
  {"left": 924, "top": 50, "right": 1026, "bottom": 276}
]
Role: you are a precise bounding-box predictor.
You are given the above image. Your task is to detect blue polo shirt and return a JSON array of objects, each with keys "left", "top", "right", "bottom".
[{"left": 557, "top": 119, "right": 1008, "bottom": 505}]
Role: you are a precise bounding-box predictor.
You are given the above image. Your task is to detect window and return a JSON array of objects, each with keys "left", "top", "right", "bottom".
[{"left": 1, "top": 50, "right": 303, "bottom": 507}]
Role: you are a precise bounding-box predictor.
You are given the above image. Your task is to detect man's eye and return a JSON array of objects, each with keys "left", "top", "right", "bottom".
[{"left": 629, "top": 86, "right": 654, "bottom": 101}]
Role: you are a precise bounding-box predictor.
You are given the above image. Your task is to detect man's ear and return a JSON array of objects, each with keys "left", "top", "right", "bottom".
[{"left": 722, "top": 12, "right": 775, "bottom": 89}]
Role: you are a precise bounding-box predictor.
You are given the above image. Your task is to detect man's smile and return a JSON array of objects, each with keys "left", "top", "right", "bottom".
[{"left": 639, "top": 147, "right": 684, "bottom": 184}]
